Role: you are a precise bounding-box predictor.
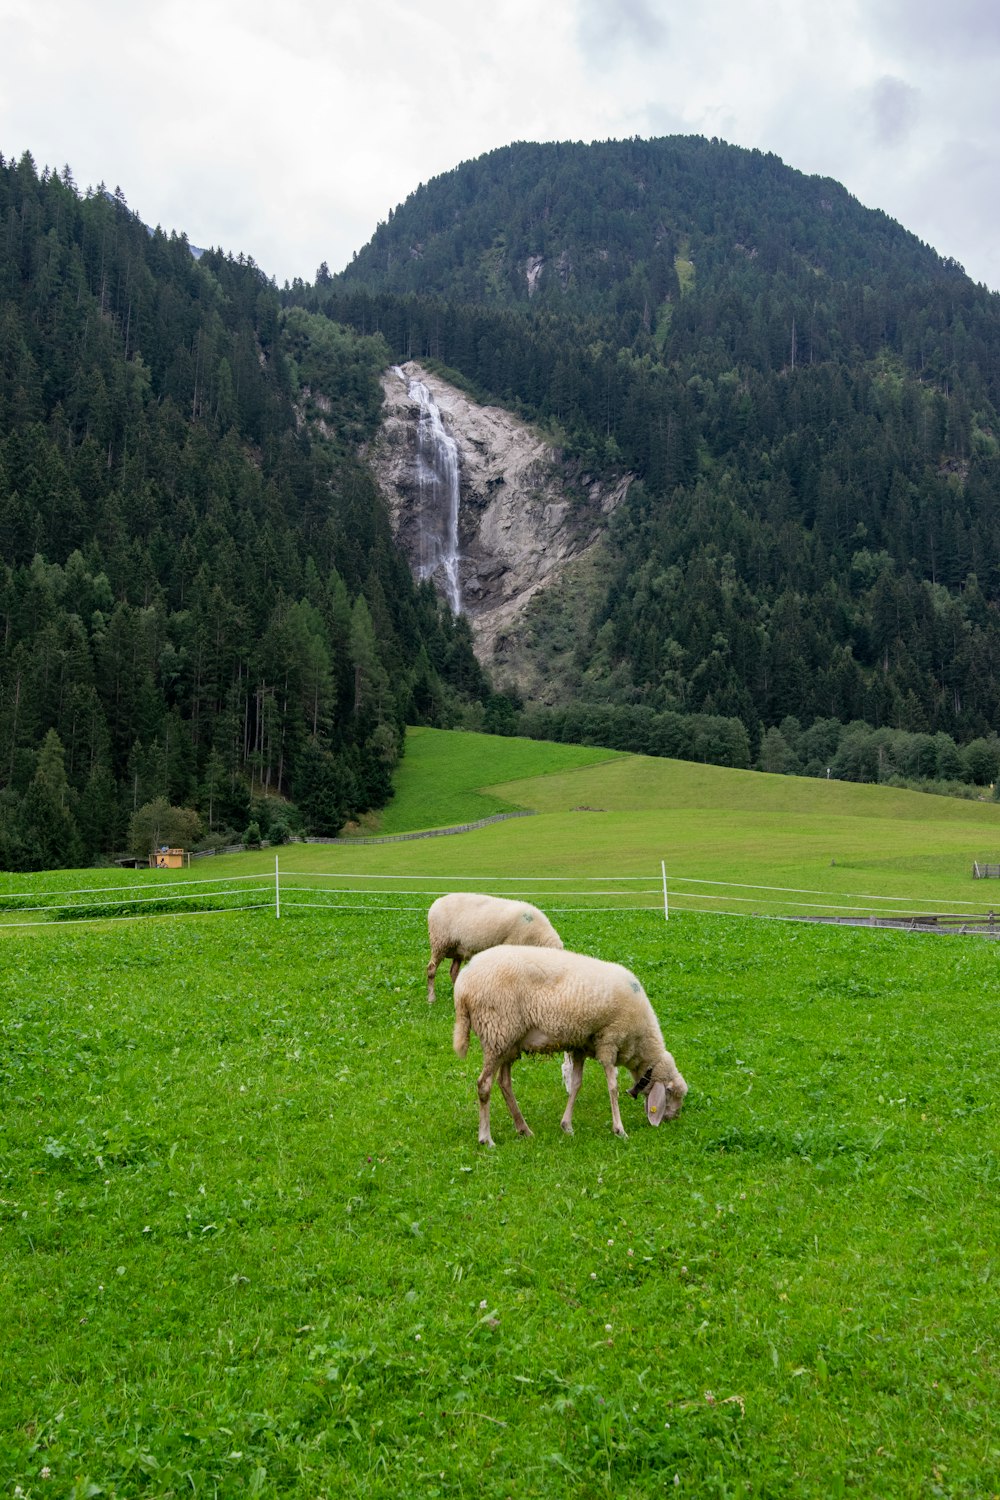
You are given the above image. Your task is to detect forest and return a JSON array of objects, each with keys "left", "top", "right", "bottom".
[{"left": 0, "top": 152, "right": 491, "bottom": 869}]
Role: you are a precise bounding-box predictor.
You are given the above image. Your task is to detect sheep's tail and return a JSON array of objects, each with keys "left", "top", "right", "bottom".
[{"left": 453, "top": 988, "right": 471, "bottom": 1058}]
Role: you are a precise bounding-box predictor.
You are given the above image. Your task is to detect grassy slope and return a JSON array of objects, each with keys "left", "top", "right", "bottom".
[
  {"left": 482, "top": 744, "right": 1000, "bottom": 911},
  {"left": 376, "top": 728, "right": 623, "bottom": 834},
  {"left": 330, "top": 729, "right": 1000, "bottom": 920}
]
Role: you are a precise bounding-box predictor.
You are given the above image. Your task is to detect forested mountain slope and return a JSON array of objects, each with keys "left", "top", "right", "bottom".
[
  {"left": 343, "top": 136, "right": 958, "bottom": 310},
  {"left": 0, "top": 152, "right": 490, "bottom": 869},
  {"left": 301, "top": 137, "right": 1000, "bottom": 778}
]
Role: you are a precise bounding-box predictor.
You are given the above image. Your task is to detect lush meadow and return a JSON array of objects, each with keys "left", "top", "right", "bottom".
[{"left": 2, "top": 732, "right": 1000, "bottom": 1496}]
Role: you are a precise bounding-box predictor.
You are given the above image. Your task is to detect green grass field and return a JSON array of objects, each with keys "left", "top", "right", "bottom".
[{"left": 2, "top": 732, "right": 999, "bottom": 1495}]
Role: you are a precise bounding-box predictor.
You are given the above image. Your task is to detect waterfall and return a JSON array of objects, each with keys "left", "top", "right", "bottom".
[{"left": 397, "top": 367, "right": 462, "bottom": 614}]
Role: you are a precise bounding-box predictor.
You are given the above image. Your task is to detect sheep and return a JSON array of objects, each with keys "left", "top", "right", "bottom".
[
  {"left": 425, "top": 892, "right": 563, "bottom": 1003},
  {"left": 452, "top": 945, "right": 687, "bottom": 1145}
]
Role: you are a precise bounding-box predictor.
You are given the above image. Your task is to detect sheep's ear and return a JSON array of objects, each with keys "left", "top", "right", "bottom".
[{"left": 645, "top": 1081, "right": 667, "bottom": 1127}]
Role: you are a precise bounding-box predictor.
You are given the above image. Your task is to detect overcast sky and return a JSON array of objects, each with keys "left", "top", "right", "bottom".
[{"left": 4, "top": 0, "right": 1000, "bottom": 292}]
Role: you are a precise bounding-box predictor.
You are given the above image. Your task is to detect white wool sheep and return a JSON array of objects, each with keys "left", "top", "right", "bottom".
[
  {"left": 453, "top": 945, "right": 687, "bottom": 1145},
  {"left": 425, "top": 892, "right": 563, "bottom": 1003}
]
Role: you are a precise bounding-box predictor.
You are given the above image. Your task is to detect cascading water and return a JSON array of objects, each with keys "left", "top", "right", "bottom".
[{"left": 397, "top": 367, "right": 462, "bottom": 614}]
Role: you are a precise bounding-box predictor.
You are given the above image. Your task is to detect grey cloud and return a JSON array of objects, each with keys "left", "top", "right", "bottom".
[
  {"left": 869, "top": 0, "right": 1000, "bottom": 58},
  {"left": 866, "top": 75, "right": 920, "bottom": 146},
  {"left": 576, "top": 0, "right": 669, "bottom": 62}
]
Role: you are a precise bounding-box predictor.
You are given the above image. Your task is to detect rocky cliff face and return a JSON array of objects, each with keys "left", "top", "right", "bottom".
[{"left": 367, "top": 362, "right": 629, "bottom": 680}]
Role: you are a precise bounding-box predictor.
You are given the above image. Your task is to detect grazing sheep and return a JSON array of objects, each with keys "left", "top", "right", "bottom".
[
  {"left": 425, "top": 892, "right": 563, "bottom": 1003},
  {"left": 453, "top": 945, "right": 687, "bottom": 1145}
]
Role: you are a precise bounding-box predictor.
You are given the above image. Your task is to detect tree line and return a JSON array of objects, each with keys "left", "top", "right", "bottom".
[{"left": 513, "top": 699, "right": 1000, "bottom": 796}]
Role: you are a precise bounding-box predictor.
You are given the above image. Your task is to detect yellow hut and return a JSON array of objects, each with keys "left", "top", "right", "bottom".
[{"left": 150, "top": 846, "right": 186, "bottom": 870}]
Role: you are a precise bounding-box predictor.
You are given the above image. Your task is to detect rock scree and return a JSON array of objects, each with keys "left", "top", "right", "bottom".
[{"left": 366, "top": 361, "right": 631, "bottom": 671}]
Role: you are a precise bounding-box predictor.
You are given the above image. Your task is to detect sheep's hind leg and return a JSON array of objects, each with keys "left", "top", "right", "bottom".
[
  {"left": 497, "top": 1060, "right": 533, "bottom": 1137},
  {"left": 426, "top": 957, "right": 438, "bottom": 1004},
  {"left": 476, "top": 1064, "right": 497, "bottom": 1147},
  {"left": 560, "top": 1051, "right": 586, "bottom": 1134}
]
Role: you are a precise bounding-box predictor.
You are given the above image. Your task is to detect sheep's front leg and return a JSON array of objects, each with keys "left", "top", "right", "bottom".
[
  {"left": 450, "top": 958, "right": 462, "bottom": 985},
  {"left": 497, "top": 1060, "right": 533, "bottom": 1137},
  {"left": 560, "top": 1051, "right": 586, "bottom": 1134},
  {"left": 476, "top": 1064, "right": 496, "bottom": 1147},
  {"left": 601, "top": 1058, "right": 627, "bottom": 1137}
]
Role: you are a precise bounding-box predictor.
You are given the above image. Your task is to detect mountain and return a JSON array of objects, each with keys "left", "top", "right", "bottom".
[
  {"left": 341, "top": 136, "right": 957, "bottom": 307},
  {"left": 5, "top": 135, "right": 1000, "bottom": 874},
  {"left": 290, "top": 137, "right": 1000, "bottom": 786},
  {"left": 0, "top": 151, "right": 493, "bottom": 869}
]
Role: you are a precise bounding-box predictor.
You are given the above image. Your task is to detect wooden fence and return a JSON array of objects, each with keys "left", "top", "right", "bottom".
[{"left": 803, "top": 911, "right": 999, "bottom": 936}]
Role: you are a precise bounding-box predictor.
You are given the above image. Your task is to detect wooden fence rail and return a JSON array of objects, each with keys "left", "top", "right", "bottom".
[{"left": 803, "top": 911, "right": 999, "bottom": 936}]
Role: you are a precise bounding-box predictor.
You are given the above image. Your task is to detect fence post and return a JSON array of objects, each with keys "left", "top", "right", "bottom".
[
  {"left": 662, "top": 860, "right": 669, "bottom": 922},
  {"left": 275, "top": 855, "right": 280, "bottom": 920}
]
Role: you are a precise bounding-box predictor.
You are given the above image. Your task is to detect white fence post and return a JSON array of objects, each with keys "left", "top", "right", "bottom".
[
  {"left": 275, "top": 855, "right": 280, "bottom": 919},
  {"left": 662, "top": 860, "right": 669, "bottom": 922}
]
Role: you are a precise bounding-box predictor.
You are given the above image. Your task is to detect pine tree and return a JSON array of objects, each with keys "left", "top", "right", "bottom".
[{"left": 17, "top": 729, "right": 84, "bottom": 869}]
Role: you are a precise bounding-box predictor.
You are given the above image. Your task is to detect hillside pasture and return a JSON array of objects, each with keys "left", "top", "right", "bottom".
[
  {"left": 380, "top": 729, "right": 1000, "bottom": 922},
  {"left": 126, "top": 728, "right": 1000, "bottom": 928},
  {"left": 6, "top": 726, "right": 1000, "bottom": 931}
]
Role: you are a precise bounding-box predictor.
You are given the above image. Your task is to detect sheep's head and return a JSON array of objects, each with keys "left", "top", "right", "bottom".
[{"left": 644, "top": 1071, "right": 688, "bottom": 1126}]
